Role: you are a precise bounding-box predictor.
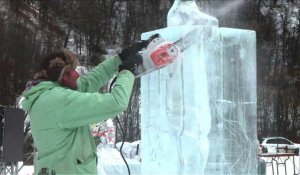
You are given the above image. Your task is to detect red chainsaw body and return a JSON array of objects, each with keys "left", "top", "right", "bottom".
[
  {"left": 137, "top": 36, "right": 181, "bottom": 77},
  {"left": 150, "top": 42, "right": 179, "bottom": 68}
]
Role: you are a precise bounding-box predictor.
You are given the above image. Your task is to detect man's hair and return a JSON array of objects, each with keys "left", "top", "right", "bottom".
[{"left": 34, "top": 49, "right": 79, "bottom": 81}]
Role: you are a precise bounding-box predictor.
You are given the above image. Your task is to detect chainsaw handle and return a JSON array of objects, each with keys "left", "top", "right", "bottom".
[
  {"left": 148, "top": 33, "right": 160, "bottom": 42},
  {"left": 140, "top": 33, "right": 161, "bottom": 50}
]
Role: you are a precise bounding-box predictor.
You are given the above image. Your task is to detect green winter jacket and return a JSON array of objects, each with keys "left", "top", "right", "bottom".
[{"left": 22, "top": 55, "right": 134, "bottom": 174}]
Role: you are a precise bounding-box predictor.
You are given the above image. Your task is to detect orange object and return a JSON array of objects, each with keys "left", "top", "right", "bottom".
[{"left": 150, "top": 42, "right": 179, "bottom": 67}]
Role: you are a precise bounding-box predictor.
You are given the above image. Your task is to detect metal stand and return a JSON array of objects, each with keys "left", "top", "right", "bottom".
[
  {"left": 259, "top": 153, "right": 296, "bottom": 175},
  {"left": 0, "top": 162, "right": 20, "bottom": 175}
]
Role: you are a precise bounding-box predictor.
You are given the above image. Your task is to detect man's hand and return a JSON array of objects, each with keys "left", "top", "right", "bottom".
[
  {"left": 118, "top": 34, "right": 160, "bottom": 61},
  {"left": 118, "top": 53, "right": 143, "bottom": 75}
]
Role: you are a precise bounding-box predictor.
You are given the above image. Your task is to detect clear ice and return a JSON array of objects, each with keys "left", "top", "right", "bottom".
[{"left": 140, "top": 0, "right": 257, "bottom": 174}]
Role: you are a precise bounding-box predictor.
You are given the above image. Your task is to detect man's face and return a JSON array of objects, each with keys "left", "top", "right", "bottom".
[{"left": 61, "top": 69, "right": 80, "bottom": 90}]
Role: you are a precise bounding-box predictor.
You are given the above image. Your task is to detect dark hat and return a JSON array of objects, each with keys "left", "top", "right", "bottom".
[{"left": 34, "top": 49, "right": 79, "bottom": 82}]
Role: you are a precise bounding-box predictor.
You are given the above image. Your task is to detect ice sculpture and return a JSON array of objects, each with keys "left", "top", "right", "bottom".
[
  {"left": 140, "top": 0, "right": 257, "bottom": 175},
  {"left": 167, "top": 0, "right": 218, "bottom": 27}
]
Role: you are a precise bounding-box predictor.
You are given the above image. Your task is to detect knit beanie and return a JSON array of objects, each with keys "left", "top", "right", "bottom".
[{"left": 34, "top": 49, "right": 79, "bottom": 82}]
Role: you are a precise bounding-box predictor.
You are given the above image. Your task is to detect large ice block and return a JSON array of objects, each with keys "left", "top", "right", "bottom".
[
  {"left": 205, "top": 27, "right": 257, "bottom": 174},
  {"left": 140, "top": 26, "right": 257, "bottom": 174}
]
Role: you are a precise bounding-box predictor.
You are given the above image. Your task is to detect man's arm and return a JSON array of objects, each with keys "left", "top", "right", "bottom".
[
  {"left": 56, "top": 70, "right": 134, "bottom": 128},
  {"left": 76, "top": 55, "right": 122, "bottom": 93}
]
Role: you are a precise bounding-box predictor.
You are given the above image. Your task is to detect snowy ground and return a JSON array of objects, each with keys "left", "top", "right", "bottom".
[
  {"left": 17, "top": 164, "right": 33, "bottom": 175},
  {"left": 14, "top": 156, "right": 300, "bottom": 175}
]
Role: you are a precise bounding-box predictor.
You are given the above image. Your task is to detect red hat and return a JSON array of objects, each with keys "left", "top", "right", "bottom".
[{"left": 34, "top": 49, "right": 79, "bottom": 82}]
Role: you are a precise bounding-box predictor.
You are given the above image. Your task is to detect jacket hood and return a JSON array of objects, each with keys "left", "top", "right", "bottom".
[{"left": 22, "top": 81, "right": 59, "bottom": 111}]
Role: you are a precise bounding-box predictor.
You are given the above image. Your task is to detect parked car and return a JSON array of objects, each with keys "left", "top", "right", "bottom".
[{"left": 260, "top": 137, "right": 300, "bottom": 154}]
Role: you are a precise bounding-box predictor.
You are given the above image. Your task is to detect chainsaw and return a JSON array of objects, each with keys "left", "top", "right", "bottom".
[{"left": 135, "top": 28, "right": 198, "bottom": 77}]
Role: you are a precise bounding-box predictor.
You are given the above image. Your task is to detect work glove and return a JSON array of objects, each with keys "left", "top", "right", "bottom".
[
  {"left": 118, "top": 33, "right": 160, "bottom": 61},
  {"left": 118, "top": 53, "right": 143, "bottom": 75}
]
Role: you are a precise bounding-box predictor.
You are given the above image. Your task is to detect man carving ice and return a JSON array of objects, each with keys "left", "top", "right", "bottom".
[{"left": 21, "top": 41, "right": 150, "bottom": 174}]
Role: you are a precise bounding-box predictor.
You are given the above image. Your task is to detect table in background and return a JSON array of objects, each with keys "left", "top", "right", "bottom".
[{"left": 258, "top": 153, "right": 296, "bottom": 175}]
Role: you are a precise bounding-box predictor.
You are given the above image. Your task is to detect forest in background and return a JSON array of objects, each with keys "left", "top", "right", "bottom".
[{"left": 0, "top": 0, "right": 299, "bottom": 143}]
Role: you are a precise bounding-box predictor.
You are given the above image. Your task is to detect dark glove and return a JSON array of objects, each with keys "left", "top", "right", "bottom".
[
  {"left": 118, "top": 33, "right": 160, "bottom": 61},
  {"left": 118, "top": 53, "right": 143, "bottom": 75}
]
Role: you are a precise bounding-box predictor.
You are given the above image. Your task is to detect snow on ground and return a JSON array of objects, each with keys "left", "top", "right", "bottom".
[
  {"left": 17, "top": 164, "right": 34, "bottom": 175},
  {"left": 15, "top": 156, "right": 300, "bottom": 175}
]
